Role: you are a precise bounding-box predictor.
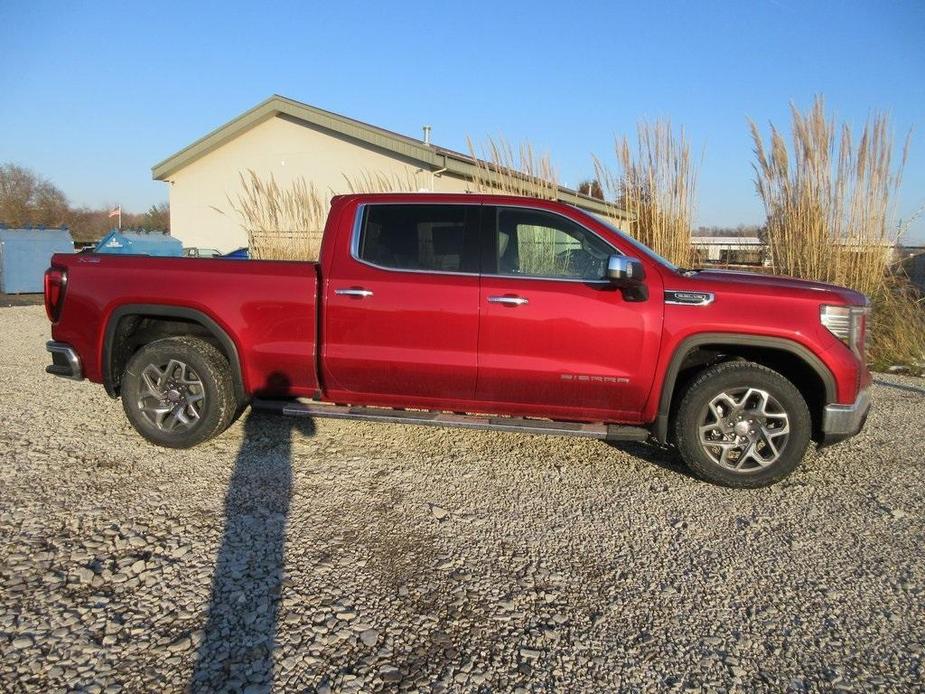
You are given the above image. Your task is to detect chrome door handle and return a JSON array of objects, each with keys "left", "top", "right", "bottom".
[
  {"left": 488, "top": 295, "right": 529, "bottom": 306},
  {"left": 335, "top": 288, "right": 374, "bottom": 297}
]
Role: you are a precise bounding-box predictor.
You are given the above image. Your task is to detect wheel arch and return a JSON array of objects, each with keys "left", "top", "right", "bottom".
[
  {"left": 102, "top": 304, "right": 245, "bottom": 402},
  {"left": 653, "top": 333, "right": 836, "bottom": 444}
]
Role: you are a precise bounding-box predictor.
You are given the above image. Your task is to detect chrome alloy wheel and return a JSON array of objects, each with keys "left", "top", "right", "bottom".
[
  {"left": 698, "top": 387, "right": 790, "bottom": 471},
  {"left": 137, "top": 359, "right": 206, "bottom": 433}
]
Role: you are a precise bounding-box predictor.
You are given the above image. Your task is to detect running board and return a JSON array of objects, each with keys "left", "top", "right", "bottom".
[{"left": 251, "top": 399, "right": 650, "bottom": 442}]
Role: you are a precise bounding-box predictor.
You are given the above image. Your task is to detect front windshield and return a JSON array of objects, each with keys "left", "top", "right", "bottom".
[{"left": 589, "top": 212, "right": 679, "bottom": 272}]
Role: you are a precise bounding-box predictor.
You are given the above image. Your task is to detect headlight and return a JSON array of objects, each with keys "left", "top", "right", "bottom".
[{"left": 821, "top": 304, "right": 868, "bottom": 358}]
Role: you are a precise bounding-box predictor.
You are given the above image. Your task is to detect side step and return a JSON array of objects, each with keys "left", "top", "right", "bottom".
[{"left": 251, "top": 399, "right": 650, "bottom": 442}]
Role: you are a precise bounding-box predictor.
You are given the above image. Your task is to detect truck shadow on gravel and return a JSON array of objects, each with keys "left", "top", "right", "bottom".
[
  {"left": 191, "top": 408, "right": 315, "bottom": 692},
  {"left": 603, "top": 440, "right": 697, "bottom": 480}
]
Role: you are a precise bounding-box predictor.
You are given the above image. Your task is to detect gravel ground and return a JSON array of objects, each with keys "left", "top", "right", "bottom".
[{"left": 1, "top": 304, "right": 923, "bottom": 692}]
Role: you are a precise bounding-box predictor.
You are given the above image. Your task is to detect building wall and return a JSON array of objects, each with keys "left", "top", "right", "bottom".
[{"left": 165, "top": 116, "right": 477, "bottom": 252}]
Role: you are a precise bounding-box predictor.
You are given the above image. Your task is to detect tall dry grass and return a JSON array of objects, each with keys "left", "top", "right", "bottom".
[
  {"left": 593, "top": 120, "right": 696, "bottom": 267},
  {"left": 226, "top": 169, "right": 420, "bottom": 260},
  {"left": 341, "top": 169, "right": 422, "bottom": 195},
  {"left": 225, "top": 170, "right": 326, "bottom": 260},
  {"left": 466, "top": 136, "right": 638, "bottom": 276},
  {"left": 749, "top": 97, "right": 909, "bottom": 297},
  {"left": 750, "top": 97, "right": 922, "bottom": 368},
  {"left": 869, "top": 280, "right": 925, "bottom": 371},
  {"left": 466, "top": 136, "right": 560, "bottom": 200},
  {"left": 467, "top": 136, "right": 578, "bottom": 276}
]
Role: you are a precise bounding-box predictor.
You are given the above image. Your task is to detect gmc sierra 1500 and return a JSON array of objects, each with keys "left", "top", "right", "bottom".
[{"left": 44, "top": 193, "right": 871, "bottom": 487}]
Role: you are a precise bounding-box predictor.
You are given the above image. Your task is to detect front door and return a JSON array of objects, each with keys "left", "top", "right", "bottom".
[
  {"left": 476, "top": 205, "right": 661, "bottom": 422},
  {"left": 323, "top": 203, "right": 482, "bottom": 405}
]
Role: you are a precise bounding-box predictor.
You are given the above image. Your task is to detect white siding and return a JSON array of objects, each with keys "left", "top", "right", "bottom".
[{"left": 166, "top": 116, "right": 473, "bottom": 252}]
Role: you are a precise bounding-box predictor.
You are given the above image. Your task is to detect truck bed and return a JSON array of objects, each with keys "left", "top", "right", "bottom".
[{"left": 48, "top": 254, "right": 320, "bottom": 397}]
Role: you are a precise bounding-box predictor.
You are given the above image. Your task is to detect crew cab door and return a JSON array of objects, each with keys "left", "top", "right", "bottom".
[
  {"left": 322, "top": 203, "right": 481, "bottom": 404},
  {"left": 476, "top": 205, "right": 662, "bottom": 421}
]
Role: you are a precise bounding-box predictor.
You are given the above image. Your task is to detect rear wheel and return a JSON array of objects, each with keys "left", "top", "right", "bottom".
[
  {"left": 674, "top": 361, "right": 811, "bottom": 488},
  {"left": 121, "top": 336, "right": 236, "bottom": 448}
]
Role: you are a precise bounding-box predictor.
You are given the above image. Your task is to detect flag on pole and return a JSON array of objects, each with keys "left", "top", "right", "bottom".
[{"left": 109, "top": 206, "right": 122, "bottom": 229}]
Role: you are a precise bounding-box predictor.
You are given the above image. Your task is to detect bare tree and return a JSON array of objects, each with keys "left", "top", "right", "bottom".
[
  {"left": 577, "top": 179, "right": 604, "bottom": 199},
  {"left": 0, "top": 163, "right": 69, "bottom": 227},
  {"left": 140, "top": 202, "right": 170, "bottom": 231}
]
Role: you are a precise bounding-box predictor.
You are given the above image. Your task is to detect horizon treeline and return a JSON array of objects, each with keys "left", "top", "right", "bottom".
[{"left": 0, "top": 163, "right": 168, "bottom": 242}]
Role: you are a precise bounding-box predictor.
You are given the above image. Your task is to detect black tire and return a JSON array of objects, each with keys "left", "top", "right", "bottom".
[
  {"left": 121, "top": 336, "right": 237, "bottom": 448},
  {"left": 673, "top": 361, "right": 811, "bottom": 488}
]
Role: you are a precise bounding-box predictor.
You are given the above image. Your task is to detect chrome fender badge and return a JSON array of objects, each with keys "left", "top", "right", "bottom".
[{"left": 665, "top": 290, "right": 714, "bottom": 306}]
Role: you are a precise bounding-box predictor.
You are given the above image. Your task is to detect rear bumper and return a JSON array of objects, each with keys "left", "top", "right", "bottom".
[
  {"left": 820, "top": 387, "right": 870, "bottom": 445},
  {"left": 46, "top": 341, "right": 83, "bottom": 381}
]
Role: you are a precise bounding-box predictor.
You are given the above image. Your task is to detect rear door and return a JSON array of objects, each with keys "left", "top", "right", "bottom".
[
  {"left": 322, "top": 203, "right": 482, "bottom": 404},
  {"left": 476, "top": 205, "right": 661, "bottom": 421}
]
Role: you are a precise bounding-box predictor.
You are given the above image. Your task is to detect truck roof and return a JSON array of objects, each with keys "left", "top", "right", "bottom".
[{"left": 329, "top": 192, "right": 610, "bottom": 212}]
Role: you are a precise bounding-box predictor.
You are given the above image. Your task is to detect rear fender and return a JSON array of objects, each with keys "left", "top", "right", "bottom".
[{"left": 102, "top": 304, "right": 245, "bottom": 401}]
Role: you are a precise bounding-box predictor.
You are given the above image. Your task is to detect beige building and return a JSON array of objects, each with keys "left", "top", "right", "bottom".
[{"left": 153, "top": 95, "right": 631, "bottom": 252}]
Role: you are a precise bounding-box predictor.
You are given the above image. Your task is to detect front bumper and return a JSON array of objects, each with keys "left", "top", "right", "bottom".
[
  {"left": 820, "top": 387, "right": 870, "bottom": 445},
  {"left": 46, "top": 341, "right": 83, "bottom": 381}
]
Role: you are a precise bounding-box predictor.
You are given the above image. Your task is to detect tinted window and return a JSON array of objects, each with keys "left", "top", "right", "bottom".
[
  {"left": 358, "top": 205, "right": 477, "bottom": 273},
  {"left": 493, "top": 207, "right": 614, "bottom": 280}
]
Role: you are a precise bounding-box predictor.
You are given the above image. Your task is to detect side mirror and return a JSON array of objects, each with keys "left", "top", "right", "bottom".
[{"left": 606, "top": 255, "right": 646, "bottom": 284}]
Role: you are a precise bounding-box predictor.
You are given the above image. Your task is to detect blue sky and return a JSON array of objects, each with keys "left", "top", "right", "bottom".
[{"left": 1, "top": 0, "right": 923, "bottom": 240}]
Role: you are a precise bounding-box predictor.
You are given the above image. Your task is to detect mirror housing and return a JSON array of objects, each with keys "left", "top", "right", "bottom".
[{"left": 606, "top": 255, "right": 646, "bottom": 284}]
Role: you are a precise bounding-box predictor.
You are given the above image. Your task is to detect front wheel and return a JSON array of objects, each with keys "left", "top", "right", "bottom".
[
  {"left": 121, "top": 336, "right": 237, "bottom": 448},
  {"left": 674, "top": 361, "right": 811, "bottom": 488}
]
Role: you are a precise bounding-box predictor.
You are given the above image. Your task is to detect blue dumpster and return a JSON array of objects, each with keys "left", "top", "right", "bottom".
[
  {"left": 95, "top": 229, "right": 183, "bottom": 257},
  {"left": 0, "top": 228, "right": 75, "bottom": 294}
]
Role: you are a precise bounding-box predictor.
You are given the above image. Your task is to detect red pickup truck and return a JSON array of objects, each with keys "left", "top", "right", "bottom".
[{"left": 44, "top": 193, "right": 871, "bottom": 487}]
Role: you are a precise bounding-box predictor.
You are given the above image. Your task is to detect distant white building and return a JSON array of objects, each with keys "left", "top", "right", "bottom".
[{"left": 691, "top": 235, "right": 766, "bottom": 267}]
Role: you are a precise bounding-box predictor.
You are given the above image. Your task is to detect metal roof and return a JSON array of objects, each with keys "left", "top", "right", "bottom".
[
  {"left": 151, "top": 95, "right": 630, "bottom": 220},
  {"left": 691, "top": 236, "right": 764, "bottom": 245}
]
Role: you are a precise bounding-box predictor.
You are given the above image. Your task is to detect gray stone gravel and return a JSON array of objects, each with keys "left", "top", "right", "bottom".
[{"left": 1, "top": 304, "right": 923, "bottom": 692}]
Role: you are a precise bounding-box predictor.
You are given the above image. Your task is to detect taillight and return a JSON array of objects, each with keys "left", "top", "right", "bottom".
[{"left": 44, "top": 267, "right": 67, "bottom": 322}]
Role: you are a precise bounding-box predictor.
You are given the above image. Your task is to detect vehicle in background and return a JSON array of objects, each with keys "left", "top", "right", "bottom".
[
  {"left": 184, "top": 247, "right": 223, "bottom": 258},
  {"left": 95, "top": 230, "right": 183, "bottom": 257},
  {"left": 221, "top": 247, "right": 249, "bottom": 259},
  {"left": 43, "top": 194, "right": 871, "bottom": 488}
]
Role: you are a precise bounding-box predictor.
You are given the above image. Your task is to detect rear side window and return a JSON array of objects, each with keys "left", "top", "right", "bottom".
[{"left": 357, "top": 205, "right": 478, "bottom": 273}]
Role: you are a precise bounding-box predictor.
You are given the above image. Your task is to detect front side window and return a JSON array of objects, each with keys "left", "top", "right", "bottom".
[
  {"left": 492, "top": 207, "right": 614, "bottom": 280},
  {"left": 358, "top": 204, "right": 477, "bottom": 273}
]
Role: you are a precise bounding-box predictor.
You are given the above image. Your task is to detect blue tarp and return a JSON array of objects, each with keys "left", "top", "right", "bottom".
[
  {"left": 95, "top": 229, "right": 183, "bottom": 257},
  {"left": 0, "top": 228, "right": 74, "bottom": 294}
]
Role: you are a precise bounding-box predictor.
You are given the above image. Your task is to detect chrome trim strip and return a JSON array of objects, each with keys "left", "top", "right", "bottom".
[
  {"left": 334, "top": 288, "right": 373, "bottom": 297},
  {"left": 46, "top": 341, "right": 83, "bottom": 380},
  {"left": 664, "top": 290, "right": 715, "bottom": 306},
  {"left": 483, "top": 273, "right": 612, "bottom": 285}
]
